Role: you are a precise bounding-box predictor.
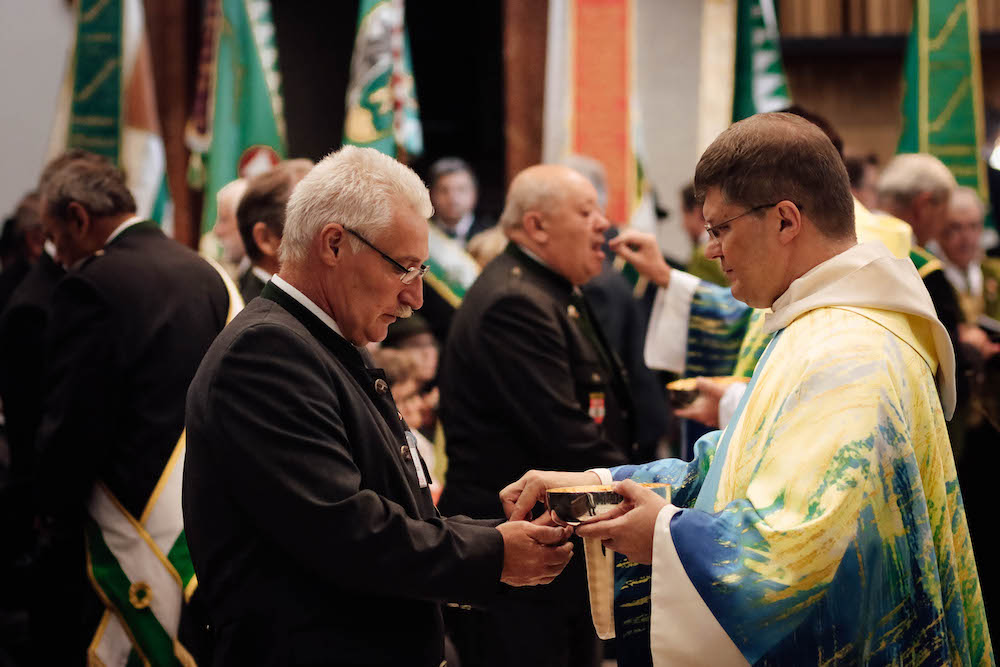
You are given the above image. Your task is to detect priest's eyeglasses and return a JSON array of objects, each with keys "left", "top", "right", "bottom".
[
  {"left": 704, "top": 203, "right": 781, "bottom": 240},
  {"left": 346, "top": 228, "right": 429, "bottom": 284}
]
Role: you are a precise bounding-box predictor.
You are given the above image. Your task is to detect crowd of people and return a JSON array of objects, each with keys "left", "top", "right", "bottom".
[{"left": 0, "top": 108, "right": 995, "bottom": 666}]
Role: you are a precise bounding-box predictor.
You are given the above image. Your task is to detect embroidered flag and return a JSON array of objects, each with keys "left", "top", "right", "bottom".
[
  {"left": 49, "top": 0, "right": 173, "bottom": 232},
  {"left": 732, "top": 0, "right": 791, "bottom": 122},
  {"left": 185, "top": 0, "right": 286, "bottom": 236},
  {"left": 898, "top": 0, "right": 990, "bottom": 214},
  {"left": 343, "top": 0, "right": 423, "bottom": 159}
]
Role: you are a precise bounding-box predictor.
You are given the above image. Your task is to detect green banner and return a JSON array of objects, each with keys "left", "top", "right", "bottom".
[
  {"left": 898, "top": 0, "right": 988, "bottom": 203},
  {"left": 68, "top": 0, "right": 124, "bottom": 161},
  {"left": 732, "top": 0, "right": 790, "bottom": 122},
  {"left": 343, "top": 0, "right": 423, "bottom": 158},
  {"left": 187, "top": 0, "right": 286, "bottom": 235}
]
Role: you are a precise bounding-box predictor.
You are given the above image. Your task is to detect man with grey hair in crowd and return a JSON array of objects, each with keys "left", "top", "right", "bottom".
[
  {"left": 183, "top": 146, "right": 574, "bottom": 666},
  {"left": 932, "top": 186, "right": 1000, "bottom": 326},
  {"left": 31, "top": 149, "right": 233, "bottom": 665},
  {"left": 878, "top": 153, "right": 973, "bottom": 446},
  {"left": 210, "top": 177, "right": 249, "bottom": 278},
  {"left": 876, "top": 153, "right": 962, "bottom": 323}
]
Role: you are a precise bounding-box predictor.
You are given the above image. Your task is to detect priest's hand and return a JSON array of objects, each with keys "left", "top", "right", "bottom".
[
  {"left": 497, "top": 521, "right": 574, "bottom": 586},
  {"left": 500, "top": 470, "right": 602, "bottom": 521},
  {"left": 675, "top": 377, "right": 727, "bottom": 428},
  {"left": 609, "top": 230, "right": 671, "bottom": 288},
  {"left": 575, "top": 480, "right": 669, "bottom": 565}
]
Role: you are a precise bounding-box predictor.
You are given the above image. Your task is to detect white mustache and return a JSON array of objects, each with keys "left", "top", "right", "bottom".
[{"left": 393, "top": 306, "right": 413, "bottom": 319}]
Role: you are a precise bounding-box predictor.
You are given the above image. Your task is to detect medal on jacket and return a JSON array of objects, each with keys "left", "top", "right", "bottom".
[
  {"left": 405, "top": 430, "right": 428, "bottom": 488},
  {"left": 588, "top": 392, "right": 606, "bottom": 424}
]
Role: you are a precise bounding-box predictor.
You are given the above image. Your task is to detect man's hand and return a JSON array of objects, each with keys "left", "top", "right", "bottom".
[
  {"left": 575, "top": 480, "right": 669, "bottom": 565},
  {"left": 608, "top": 230, "right": 671, "bottom": 288},
  {"left": 959, "top": 323, "right": 1000, "bottom": 360},
  {"left": 500, "top": 470, "right": 602, "bottom": 521},
  {"left": 497, "top": 521, "right": 574, "bottom": 586},
  {"left": 674, "top": 377, "right": 728, "bottom": 428}
]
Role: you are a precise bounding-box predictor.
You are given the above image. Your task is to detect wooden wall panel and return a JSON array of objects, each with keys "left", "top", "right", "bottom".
[
  {"left": 784, "top": 52, "right": 905, "bottom": 162},
  {"left": 785, "top": 44, "right": 1000, "bottom": 163},
  {"left": 144, "top": 0, "right": 200, "bottom": 248},
  {"left": 503, "top": 0, "right": 548, "bottom": 186}
]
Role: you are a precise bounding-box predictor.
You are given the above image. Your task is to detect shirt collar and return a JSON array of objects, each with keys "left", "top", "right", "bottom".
[
  {"left": 270, "top": 274, "right": 345, "bottom": 339},
  {"left": 251, "top": 265, "right": 273, "bottom": 284},
  {"left": 104, "top": 215, "right": 145, "bottom": 246},
  {"left": 452, "top": 213, "right": 475, "bottom": 241},
  {"left": 435, "top": 213, "right": 475, "bottom": 243},
  {"left": 515, "top": 243, "right": 552, "bottom": 271}
]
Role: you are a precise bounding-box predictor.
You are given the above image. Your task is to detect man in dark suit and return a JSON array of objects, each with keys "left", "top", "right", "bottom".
[
  {"left": 438, "top": 164, "right": 635, "bottom": 667},
  {"left": 428, "top": 157, "right": 495, "bottom": 248},
  {"left": 418, "top": 157, "right": 494, "bottom": 345},
  {"left": 235, "top": 158, "right": 313, "bottom": 303},
  {"left": 33, "top": 150, "right": 233, "bottom": 665},
  {"left": 0, "top": 248, "right": 63, "bottom": 550},
  {"left": 0, "top": 193, "right": 45, "bottom": 313},
  {"left": 0, "top": 243, "right": 62, "bottom": 661},
  {"left": 183, "top": 146, "right": 574, "bottom": 667}
]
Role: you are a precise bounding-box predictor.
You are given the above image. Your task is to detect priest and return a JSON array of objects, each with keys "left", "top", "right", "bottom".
[{"left": 501, "top": 113, "right": 992, "bottom": 666}]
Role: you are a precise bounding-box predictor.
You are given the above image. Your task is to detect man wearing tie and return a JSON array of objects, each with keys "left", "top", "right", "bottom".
[{"left": 438, "top": 164, "right": 635, "bottom": 667}]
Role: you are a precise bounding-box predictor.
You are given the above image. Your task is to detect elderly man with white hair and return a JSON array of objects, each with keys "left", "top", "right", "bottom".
[
  {"left": 932, "top": 186, "right": 1000, "bottom": 325},
  {"left": 183, "top": 146, "right": 574, "bottom": 666},
  {"left": 877, "top": 153, "right": 975, "bottom": 446},
  {"left": 876, "top": 153, "right": 962, "bottom": 316}
]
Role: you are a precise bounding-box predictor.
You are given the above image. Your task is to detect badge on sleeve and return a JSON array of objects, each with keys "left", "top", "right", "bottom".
[{"left": 588, "top": 392, "right": 606, "bottom": 424}]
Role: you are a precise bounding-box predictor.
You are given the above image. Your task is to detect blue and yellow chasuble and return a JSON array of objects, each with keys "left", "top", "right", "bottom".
[{"left": 607, "top": 243, "right": 992, "bottom": 665}]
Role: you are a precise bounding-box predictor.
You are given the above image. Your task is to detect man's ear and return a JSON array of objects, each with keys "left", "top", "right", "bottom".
[
  {"left": 24, "top": 225, "right": 45, "bottom": 260},
  {"left": 318, "top": 222, "right": 344, "bottom": 266},
  {"left": 911, "top": 191, "right": 939, "bottom": 223},
  {"left": 913, "top": 191, "right": 935, "bottom": 210},
  {"left": 522, "top": 211, "right": 548, "bottom": 244},
  {"left": 252, "top": 222, "right": 280, "bottom": 258},
  {"left": 66, "top": 201, "right": 91, "bottom": 237},
  {"left": 774, "top": 200, "right": 802, "bottom": 245}
]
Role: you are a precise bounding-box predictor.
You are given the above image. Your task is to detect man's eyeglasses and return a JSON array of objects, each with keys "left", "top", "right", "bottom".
[
  {"left": 346, "top": 228, "right": 429, "bottom": 284},
  {"left": 704, "top": 202, "right": 781, "bottom": 240}
]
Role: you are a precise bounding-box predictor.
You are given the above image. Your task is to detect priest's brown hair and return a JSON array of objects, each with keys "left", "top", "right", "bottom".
[{"left": 694, "top": 112, "right": 855, "bottom": 240}]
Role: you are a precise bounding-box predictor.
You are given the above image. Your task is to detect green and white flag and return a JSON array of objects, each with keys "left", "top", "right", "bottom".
[
  {"left": 732, "top": 0, "right": 790, "bottom": 122},
  {"left": 898, "top": 0, "right": 988, "bottom": 203},
  {"left": 186, "top": 0, "right": 286, "bottom": 236},
  {"left": 343, "top": 0, "right": 473, "bottom": 306},
  {"left": 85, "top": 447, "right": 196, "bottom": 667},
  {"left": 425, "top": 226, "right": 480, "bottom": 307},
  {"left": 343, "top": 0, "right": 423, "bottom": 159},
  {"left": 49, "top": 0, "right": 172, "bottom": 232}
]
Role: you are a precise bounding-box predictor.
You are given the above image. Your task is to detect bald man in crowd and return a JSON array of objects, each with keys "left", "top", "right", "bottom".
[{"left": 439, "top": 164, "right": 635, "bottom": 667}]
